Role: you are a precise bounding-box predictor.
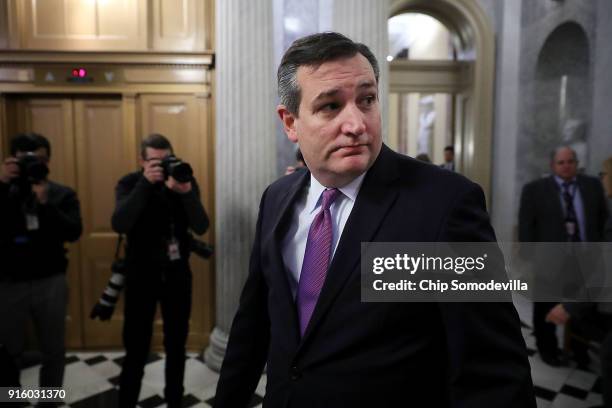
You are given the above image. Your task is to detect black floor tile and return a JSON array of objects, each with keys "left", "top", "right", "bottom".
[
  {"left": 138, "top": 394, "right": 165, "bottom": 408},
  {"left": 559, "top": 384, "right": 589, "bottom": 400},
  {"left": 533, "top": 385, "right": 556, "bottom": 401},
  {"left": 182, "top": 393, "right": 201, "bottom": 407},
  {"left": 84, "top": 355, "right": 108, "bottom": 366}
]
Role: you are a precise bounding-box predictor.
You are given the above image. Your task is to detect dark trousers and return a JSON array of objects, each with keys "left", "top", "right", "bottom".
[
  {"left": 0, "top": 275, "right": 67, "bottom": 388},
  {"left": 118, "top": 264, "right": 192, "bottom": 408},
  {"left": 534, "top": 302, "right": 589, "bottom": 362},
  {"left": 533, "top": 302, "right": 558, "bottom": 355},
  {"left": 603, "top": 330, "right": 612, "bottom": 408}
]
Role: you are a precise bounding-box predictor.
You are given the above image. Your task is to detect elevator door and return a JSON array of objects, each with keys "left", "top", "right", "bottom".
[{"left": 7, "top": 95, "right": 129, "bottom": 348}]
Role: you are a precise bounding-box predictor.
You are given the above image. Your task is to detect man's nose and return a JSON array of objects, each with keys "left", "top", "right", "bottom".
[{"left": 340, "top": 104, "right": 366, "bottom": 136}]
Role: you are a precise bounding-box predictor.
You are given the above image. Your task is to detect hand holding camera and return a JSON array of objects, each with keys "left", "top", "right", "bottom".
[
  {"left": 143, "top": 158, "right": 165, "bottom": 184},
  {"left": 144, "top": 155, "right": 194, "bottom": 193},
  {"left": 0, "top": 157, "right": 20, "bottom": 184}
]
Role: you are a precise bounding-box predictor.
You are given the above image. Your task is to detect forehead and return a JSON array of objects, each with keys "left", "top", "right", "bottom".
[
  {"left": 553, "top": 149, "right": 575, "bottom": 161},
  {"left": 16, "top": 146, "right": 48, "bottom": 157},
  {"left": 144, "top": 147, "right": 171, "bottom": 158},
  {"left": 296, "top": 54, "right": 376, "bottom": 94}
]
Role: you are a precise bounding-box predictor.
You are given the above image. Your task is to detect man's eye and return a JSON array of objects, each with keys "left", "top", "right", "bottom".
[
  {"left": 362, "top": 95, "right": 376, "bottom": 106},
  {"left": 320, "top": 102, "right": 340, "bottom": 112}
]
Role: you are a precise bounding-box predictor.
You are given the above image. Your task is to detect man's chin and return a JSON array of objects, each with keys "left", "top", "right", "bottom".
[{"left": 333, "top": 158, "right": 370, "bottom": 178}]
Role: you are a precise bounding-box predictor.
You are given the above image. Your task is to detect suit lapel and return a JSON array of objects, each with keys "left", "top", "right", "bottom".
[
  {"left": 297, "top": 145, "right": 400, "bottom": 351},
  {"left": 546, "top": 176, "right": 564, "bottom": 220},
  {"left": 263, "top": 170, "right": 310, "bottom": 345}
]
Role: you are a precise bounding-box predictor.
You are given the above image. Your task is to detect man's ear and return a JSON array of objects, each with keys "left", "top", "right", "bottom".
[{"left": 277, "top": 105, "right": 298, "bottom": 143}]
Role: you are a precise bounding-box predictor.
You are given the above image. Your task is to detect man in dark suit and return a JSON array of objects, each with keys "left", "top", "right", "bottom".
[
  {"left": 519, "top": 146, "right": 608, "bottom": 367},
  {"left": 214, "top": 32, "right": 535, "bottom": 408}
]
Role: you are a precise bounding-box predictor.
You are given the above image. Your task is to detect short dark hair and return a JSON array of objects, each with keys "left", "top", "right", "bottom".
[
  {"left": 444, "top": 145, "right": 454, "bottom": 153},
  {"left": 10, "top": 133, "right": 51, "bottom": 158},
  {"left": 140, "top": 133, "right": 173, "bottom": 159},
  {"left": 278, "top": 32, "right": 380, "bottom": 116}
]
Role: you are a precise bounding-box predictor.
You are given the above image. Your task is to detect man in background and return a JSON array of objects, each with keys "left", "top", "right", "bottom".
[
  {"left": 440, "top": 145, "right": 455, "bottom": 171},
  {"left": 0, "top": 133, "right": 82, "bottom": 391},
  {"left": 519, "top": 146, "right": 608, "bottom": 366},
  {"left": 112, "top": 134, "right": 208, "bottom": 408}
]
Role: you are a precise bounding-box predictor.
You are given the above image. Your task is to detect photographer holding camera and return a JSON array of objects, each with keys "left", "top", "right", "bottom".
[
  {"left": 0, "top": 133, "right": 82, "bottom": 390},
  {"left": 111, "top": 134, "right": 209, "bottom": 408}
]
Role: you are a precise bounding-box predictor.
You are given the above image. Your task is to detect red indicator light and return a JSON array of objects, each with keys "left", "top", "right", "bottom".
[{"left": 71, "top": 68, "right": 87, "bottom": 78}]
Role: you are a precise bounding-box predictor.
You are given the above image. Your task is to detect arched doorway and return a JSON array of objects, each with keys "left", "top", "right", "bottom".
[{"left": 388, "top": 0, "right": 495, "bottom": 200}]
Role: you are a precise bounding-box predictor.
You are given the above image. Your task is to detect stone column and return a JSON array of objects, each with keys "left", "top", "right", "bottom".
[
  {"left": 331, "top": 0, "right": 390, "bottom": 141},
  {"left": 205, "top": 0, "right": 277, "bottom": 372}
]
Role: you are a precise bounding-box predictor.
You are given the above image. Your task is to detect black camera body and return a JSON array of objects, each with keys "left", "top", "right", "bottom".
[
  {"left": 17, "top": 152, "right": 49, "bottom": 184},
  {"left": 160, "top": 155, "right": 193, "bottom": 183}
]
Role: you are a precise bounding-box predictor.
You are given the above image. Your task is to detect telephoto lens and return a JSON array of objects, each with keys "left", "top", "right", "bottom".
[{"left": 160, "top": 155, "right": 193, "bottom": 183}]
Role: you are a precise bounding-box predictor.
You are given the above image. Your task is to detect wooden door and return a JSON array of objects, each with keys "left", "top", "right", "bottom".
[
  {"left": 6, "top": 95, "right": 131, "bottom": 348},
  {"left": 139, "top": 94, "right": 215, "bottom": 349},
  {"left": 3, "top": 93, "right": 213, "bottom": 350}
]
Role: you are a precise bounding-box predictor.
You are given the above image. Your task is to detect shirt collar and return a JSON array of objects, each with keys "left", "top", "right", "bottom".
[
  {"left": 306, "top": 171, "right": 367, "bottom": 214},
  {"left": 554, "top": 175, "right": 577, "bottom": 187}
]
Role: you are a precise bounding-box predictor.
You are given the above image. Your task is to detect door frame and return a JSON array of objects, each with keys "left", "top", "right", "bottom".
[{"left": 389, "top": 0, "right": 495, "bottom": 202}]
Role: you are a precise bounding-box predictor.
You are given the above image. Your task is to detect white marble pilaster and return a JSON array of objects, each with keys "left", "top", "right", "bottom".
[{"left": 205, "top": 0, "right": 277, "bottom": 372}]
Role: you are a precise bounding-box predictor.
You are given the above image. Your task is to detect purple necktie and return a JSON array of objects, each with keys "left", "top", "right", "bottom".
[{"left": 297, "top": 188, "right": 341, "bottom": 336}]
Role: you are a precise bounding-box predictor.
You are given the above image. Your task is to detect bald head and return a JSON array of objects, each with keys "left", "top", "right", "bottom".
[{"left": 550, "top": 146, "right": 578, "bottom": 181}]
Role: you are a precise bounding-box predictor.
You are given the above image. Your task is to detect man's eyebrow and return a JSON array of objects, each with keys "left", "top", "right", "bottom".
[
  {"left": 313, "top": 88, "right": 340, "bottom": 102},
  {"left": 312, "top": 81, "right": 377, "bottom": 103},
  {"left": 357, "top": 80, "right": 376, "bottom": 90}
]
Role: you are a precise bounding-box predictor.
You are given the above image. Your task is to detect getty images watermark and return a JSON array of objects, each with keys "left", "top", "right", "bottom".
[{"left": 361, "top": 242, "right": 612, "bottom": 303}]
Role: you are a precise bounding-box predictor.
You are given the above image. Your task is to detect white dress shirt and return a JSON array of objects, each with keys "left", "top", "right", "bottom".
[{"left": 281, "top": 172, "right": 366, "bottom": 299}]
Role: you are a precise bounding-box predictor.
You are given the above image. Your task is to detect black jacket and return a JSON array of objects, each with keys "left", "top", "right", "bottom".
[
  {"left": 111, "top": 171, "right": 209, "bottom": 270},
  {"left": 0, "top": 180, "right": 82, "bottom": 281},
  {"left": 519, "top": 174, "right": 608, "bottom": 243},
  {"left": 214, "top": 145, "right": 535, "bottom": 408}
]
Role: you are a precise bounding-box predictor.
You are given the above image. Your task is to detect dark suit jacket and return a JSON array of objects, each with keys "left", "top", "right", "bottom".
[
  {"left": 214, "top": 145, "right": 535, "bottom": 408},
  {"left": 519, "top": 175, "right": 608, "bottom": 243}
]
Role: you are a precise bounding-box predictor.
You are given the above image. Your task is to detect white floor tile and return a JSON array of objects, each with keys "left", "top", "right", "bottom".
[
  {"left": 89, "top": 359, "right": 122, "bottom": 380},
  {"left": 551, "top": 393, "right": 589, "bottom": 408},
  {"left": 62, "top": 361, "right": 114, "bottom": 404},
  {"left": 530, "top": 356, "right": 572, "bottom": 392},
  {"left": 565, "top": 368, "right": 598, "bottom": 391},
  {"left": 536, "top": 397, "right": 552, "bottom": 408}
]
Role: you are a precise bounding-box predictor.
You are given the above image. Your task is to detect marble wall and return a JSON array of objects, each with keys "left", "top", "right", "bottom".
[
  {"left": 516, "top": 0, "right": 595, "bottom": 190},
  {"left": 590, "top": 0, "right": 612, "bottom": 175}
]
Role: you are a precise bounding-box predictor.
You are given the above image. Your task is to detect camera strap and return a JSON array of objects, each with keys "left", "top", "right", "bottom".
[{"left": 114, "top": 234, "right": 125, "bottom": 261}]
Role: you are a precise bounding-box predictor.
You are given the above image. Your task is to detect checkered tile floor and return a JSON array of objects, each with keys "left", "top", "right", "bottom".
[
  {"left": 19, "top": 352, "right": 265, "bottom": 407},
  {"left": 17, "top": 327, "right": 605, "bottom": 407},
  {"left": 521, "top": 326, "right": 605, "bottom": 408}
]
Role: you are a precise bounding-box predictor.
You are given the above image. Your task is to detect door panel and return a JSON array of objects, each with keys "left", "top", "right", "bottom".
[{"left": 73, "top": 98, "right": 127, "bottom": 348}]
